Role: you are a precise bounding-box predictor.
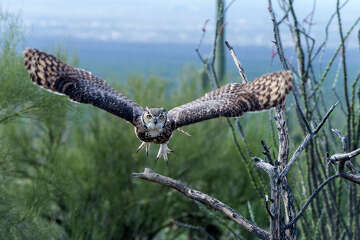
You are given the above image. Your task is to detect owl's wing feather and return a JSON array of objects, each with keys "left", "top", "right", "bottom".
[
  {"left": 168, "top": 71, "right": 292, "bottom": 129},
  {"left": 24, "top": 48, "right": 143, "bottom": 126}
]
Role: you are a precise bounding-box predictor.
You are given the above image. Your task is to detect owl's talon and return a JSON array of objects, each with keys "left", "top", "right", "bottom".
[
  {"left": 156, "top": 143, "right": 172, "bottom": 162},
  {"left": 136, "top": 142, "right": 145, "bottom": 152},
  {"left": 137, "top": 142, "right": 151, "bottom": 156}
]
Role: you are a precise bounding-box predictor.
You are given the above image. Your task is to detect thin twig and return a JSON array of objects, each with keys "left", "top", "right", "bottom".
[
  {"left": 196, "top": 19, "right": 210, "bottom": 53},
  {"left": 331, "top": 128, "right": 347, "bottom": 151},
  {"left": 224, "top": 41, "right": 247, "bottom": 83},
  {"left": 330, "top": 128, "right": 358, "bottom": 173},
  {"left": 264, "top": 195, "right": 274, "bottom": 218},
  {"left": 261, "top": 140, "right": 273, "bottom": 165},
  {"left": 224, "top": 0, "right": 237, "bottom": 12}
]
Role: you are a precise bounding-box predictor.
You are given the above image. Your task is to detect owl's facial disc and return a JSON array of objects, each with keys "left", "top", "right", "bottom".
[{"left": 143, "top": 108, "right": 167, "bottom": 130}]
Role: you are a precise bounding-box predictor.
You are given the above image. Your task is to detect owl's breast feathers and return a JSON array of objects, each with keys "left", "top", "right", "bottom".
[{"left": 135, "top": 121, "right": 173, "bottom": 144}]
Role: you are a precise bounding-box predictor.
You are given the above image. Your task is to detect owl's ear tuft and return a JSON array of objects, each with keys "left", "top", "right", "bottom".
[{"left": 145, "top": 106, "right": 150, "bottom": 112}]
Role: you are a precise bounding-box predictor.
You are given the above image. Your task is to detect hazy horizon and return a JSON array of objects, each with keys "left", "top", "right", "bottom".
[{"left": 3, "top": 0, "right": 360, "bottom": 48}]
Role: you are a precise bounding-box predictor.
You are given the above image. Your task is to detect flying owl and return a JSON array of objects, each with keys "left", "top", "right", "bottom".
[{"left": 24, "top": 48, "right": 293, "bottom": 162}]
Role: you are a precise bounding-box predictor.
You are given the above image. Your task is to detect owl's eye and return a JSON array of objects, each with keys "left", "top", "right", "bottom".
[
  {"left": 146, "top": 114, "right": 152, "bottom": 119},
  {"left": 159, "top": 115, "right": 164, "bottom": 119}
]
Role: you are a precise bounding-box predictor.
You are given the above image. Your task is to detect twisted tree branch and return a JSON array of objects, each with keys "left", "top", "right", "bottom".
[
  {"left": 132, "top": 168, "right": 271, "bottom": 240},
  {"left": 328, "top": 148, "right": 360, "bottom": 184}
]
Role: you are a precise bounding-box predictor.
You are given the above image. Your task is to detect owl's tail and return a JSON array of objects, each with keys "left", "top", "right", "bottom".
[{"left": 23, "top": 48, "right": 70, "bottom": 95}]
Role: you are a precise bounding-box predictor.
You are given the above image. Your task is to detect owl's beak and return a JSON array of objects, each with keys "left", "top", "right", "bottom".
[{"left": 154, "top": 119, "right": 158, "bottom": 124}]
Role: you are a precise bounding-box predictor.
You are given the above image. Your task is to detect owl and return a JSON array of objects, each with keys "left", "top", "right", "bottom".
[{"left": 24, "top": 48, "right": 292, "bottom": 162}]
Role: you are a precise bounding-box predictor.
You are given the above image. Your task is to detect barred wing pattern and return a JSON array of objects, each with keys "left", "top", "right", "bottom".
[
  {"left": 24, "top": 48, "right": 143, "bottom": 126},
  {"left": 168, "top": 71, "right": 292, "bottom": 129}
]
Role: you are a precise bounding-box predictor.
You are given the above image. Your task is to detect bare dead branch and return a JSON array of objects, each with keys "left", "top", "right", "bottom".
[
  {"left": 253, "top": 157, "right": 275, "bottom": 176},
  {"left": 274, "top": 106, "right": 290, "bottom": 169},
  {"left": 330, "top": 129, "right": 359, "bottom": 182},
  {"left": 339, "top": 161, "right": 360, "bottom": 184},
  {"left": 331, "top": 128, "right": 347, "bottom": 151},
  {"left": 267, "top": 2, "right": 297, "bottom": 238},
  {"left": 285, "top": 174, "right": 340, "bottom": 228},
  {"left": 261, "top": 140, "right": 273, "bottom": 165},
  {"left": 224, "top": 41, "right": 247, "bottom": 83},
  {"left": 264, "top": 195, "right": 274, "bottom": 218},
  {"left": 132, "top": 168, "right": 271, "bottom": 240},
  {"left": 313, "top": 102, "right": 338, "bottom": 134},
  {"left": 327, "top": 148, "right": 360, "bottom": 163},
  {"left": 279, "top": 102, "right": 337, "bottom": 179}
]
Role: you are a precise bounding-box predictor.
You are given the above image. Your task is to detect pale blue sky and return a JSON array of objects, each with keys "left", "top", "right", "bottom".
[{"left": 3, "top": 0, "right": 360, "bottom": 48}]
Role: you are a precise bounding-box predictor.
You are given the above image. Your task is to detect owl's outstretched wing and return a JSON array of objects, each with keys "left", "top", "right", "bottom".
[
  {"left": 24, "top": 48, "right": 143, "bottom": 126},
  {"left": 167, "top": 71, "right": 292, "bottom": 129}
]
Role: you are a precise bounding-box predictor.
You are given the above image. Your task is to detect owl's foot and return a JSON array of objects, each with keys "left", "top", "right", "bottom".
[
  {"left": 156, "top": 143, "right": 173, "bottom": 163},
  {"left": 136, "top": 141, "right": 151, "bottom": 156}
]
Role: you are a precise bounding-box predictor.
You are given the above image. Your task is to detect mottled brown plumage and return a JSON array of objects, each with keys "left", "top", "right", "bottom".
[
  {"left": 167, "top": 70, "right": 292, "bottom": 129},
  {"left": 24, "top": 48, "right": 293, "bottom": 162},
  {"left": 24, "top": 48, "right": 143, "bottom": 125}
]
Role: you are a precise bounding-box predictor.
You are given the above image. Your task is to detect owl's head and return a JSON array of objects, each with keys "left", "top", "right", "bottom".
[{"left": 142, "top": 107, "right": 167, "bottom": 130}]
